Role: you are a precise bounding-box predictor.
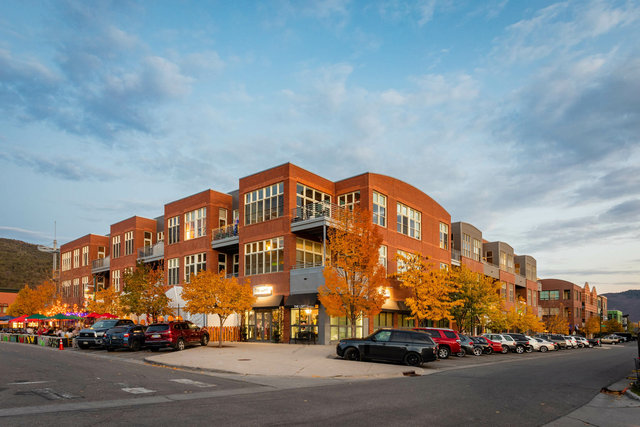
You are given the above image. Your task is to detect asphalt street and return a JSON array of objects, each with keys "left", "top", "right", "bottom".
[{"left": 0, "top": 341, "right": 636, "bottom": 426}]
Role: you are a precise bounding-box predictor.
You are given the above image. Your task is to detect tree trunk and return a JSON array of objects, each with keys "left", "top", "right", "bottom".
[
  {"left": 218, "top": 315, "right": 226, "bottom": 348},
  {"left": 350, "top": 313, "right": 357, "bottom": 338}
]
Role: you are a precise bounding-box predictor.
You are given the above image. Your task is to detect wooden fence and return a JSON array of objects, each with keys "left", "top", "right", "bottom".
[{"left": 204, "top": 326, "right": 242, "bottom": 342}]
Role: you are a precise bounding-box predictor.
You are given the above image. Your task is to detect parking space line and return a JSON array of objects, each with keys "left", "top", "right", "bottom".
[
  {"left": 169, "top": 379, "right": 216, "bottom": 388},
  {"left": 121, "top": 387, "right": 156, "bottom": 394}
]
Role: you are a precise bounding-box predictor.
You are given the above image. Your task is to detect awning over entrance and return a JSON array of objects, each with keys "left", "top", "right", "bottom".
[
  {"left": 381, "top": 299, "right": 400, "bottom": 311},
  {"left": 285, "top": 293, "right": 318, "bottom": 307},
  {"left": 253, "top": 294, "right": 284, "bottom": 308}
]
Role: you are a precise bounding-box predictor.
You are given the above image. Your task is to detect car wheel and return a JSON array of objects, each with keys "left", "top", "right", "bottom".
[
  {"left": 515, "top": 345, "right": 525, "bottom": 354},
  {"left": 176, "top": 338, "right": 186, "bottom": 351},
  {"left": 437, "top": 346, "right": 450, "bottom": 359},
  {"left": 150, "top": 347, "right": 159, "bottom": 352},
  {"left": 540, "top": 346, "right": 548, "bottom": 353},
  {"left": 588, "top": 343, "right": 593, "bottom": 348},
  {"left": 201, "top": 334, "right": 209, "bottom": 346},
  {"left": 525, "top": 346, "right": 533, "bottom": 353},
  {"left": 106, "top": 346, "right": 114, "bottom": 352},
  {"left": 486, "top": 347, "right": 493, "bottom": 355},
  {"left": 344, "top": 347, "right": 360, "bottom": 361},
  {"left": 456, "top": 350, "right": 466, "bottom": 357},
  {"left": 472, "top": 347, "right": 482, "bottom": 356},
  {"left": 130, "top": 340, "right": 141, "bottom": 352},
  {"left": 404, "top": 352, "right": 422, "bottom": 367},
  {"left": 501, "top": 346, "right": 509, "bottom": 354}
]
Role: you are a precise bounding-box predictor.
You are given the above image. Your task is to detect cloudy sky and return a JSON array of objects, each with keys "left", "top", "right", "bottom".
[{"left": 1, "top": 0, "right": 638, "bottom": 294}]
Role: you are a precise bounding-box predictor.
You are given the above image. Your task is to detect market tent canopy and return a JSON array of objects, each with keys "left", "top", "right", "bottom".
[
  {"left": 98, "top": 313, "right": 118, "bottom": 319},
  {"left": 46, "top": 313, "right": 77, "bottom": 320},
  {"left": 85, "top": 312, "right": 101, "bottom": 318},
  {"left": 9, "top": 314, "right": 28, "bottom": 322},
  {"left": 0, "top": 315, "right": 13, "bottom": 321},
  {"left": 26, "top": 314, "right": 48, "bottom": 321}
]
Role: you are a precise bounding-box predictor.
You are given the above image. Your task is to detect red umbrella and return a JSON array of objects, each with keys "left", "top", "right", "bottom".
[
  {"left": 98, "top": 313, "right": 118, "bottom": 319},
  {"left": 85, "top": 312, "right": 101, "bottom": 318},
  {"left": 10, "top": 314, "right": 28, "bottom": 323}
]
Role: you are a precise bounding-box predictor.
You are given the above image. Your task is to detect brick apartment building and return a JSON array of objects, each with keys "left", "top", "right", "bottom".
[
  {"left": 538, "top": 279, "right": 607, "bottom": 334},
  {"left": 451, "top": 222, "right": 540, "bottom": 318},
  {"left": 59, "top": 234, "right": 109, "bottom": 307}
]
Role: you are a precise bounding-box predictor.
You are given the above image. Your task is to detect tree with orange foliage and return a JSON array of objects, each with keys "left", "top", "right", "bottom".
[
  {"left": 7, "top": 280, "right": 57, "bottom": 316},
  {"left": 505, "top": 298, "right": 544, "bottom": 334},
  {"left": 396, "top": 253, "right": 460, "bottom": 326},
  {"left": 583, "top": 316, "right": 601, "bottom": 338},
  {"left": 545, "top": 314, "right": 569, "bottom": 334},
  {"left": 121, "top": 262, "right": 170, "bottom": 322},
  {"left": 318, "top": 207, "right": 387, "bottom": 338},
  {"left": 86, "top": 287, "right": 126, "bottom": 317},
  {"left": 181, "top": 270, "right": 254, "bottom": 347}
]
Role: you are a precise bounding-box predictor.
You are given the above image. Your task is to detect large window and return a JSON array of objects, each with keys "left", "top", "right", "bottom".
[
  {"left": 232, "top": 254, "right": 239, "bottom": 276},
  {"left": 62, "top": 252, "right": 71, "bottom": 271},
  {"left": 338, "top": 191, "right": 360, "bottom": 211},
  {"left": 379, "top": 245, "right": 387, "bottom": 270},
  {"left": 124, "top": 231, "right": 134, "bottom": 255},
  {"left": 244, "top": 237, "right": 284, "bottom": 276},
  {"left": 112, "top": 236, "right": 121, "bottom": 259},
  {"left": 245, "top": 182, "right": 284, "bottom": 225},
  {"left": 396, "top": 203, "right": 421, "bottom": 239},
  {"left": 184, "top": 253, "right": 206, "bottom": 283},
  {"left": 462, "top": 234, "right": 471, "bottom": 258},
  {"left": 296, "top": 238, "right": 323, "bottom": 268},
  {"left": 82, "top": 246, "right": 89, "bottom": 266},
  {"left": 330, "top": 316, "right": 364, "bottom": 341},
  {"left": 73, "top": 249, "right": 80, "bottom": 268},
  {"left": 144, "top": 231, "right": 152, "bottom": 247},
  {"left": 185, "top": 208, "right": 207, "bottom": 240},
  {"left": 296, "top": 183, "right": 331, "bottom": 208},
  {"left": 540, "top": 290, "right": 560, "bottom": 300},
  {"left": 396, "top": 250, "right": 415, "bottom": 274},
  {"left": 112, "top": 270, "right": 120, "bottom": 292},
  {"left": 291, "top": 307, "right": 319, "bottom": 341},
  {"left": 168, "top": 258, "right": 179, "bottom": 286},
  {"left": 73, "top": 278, "right": 80, "bottom": 297},
  {"left": 372, "top": 191, "right": 387, "bottom": 227},
  {"left": 373, "top": 312, "right": 393, "bottom": 329},
  {"left": 398, "top": 314, "right": 414, "bottom": 328},
  {"left": 218, "top": 253, "right": 227, "bottom": 273},
  {"left": 219, "top": 208, "right": 228, "bottom": 228},
  {"left": 439, "top": 223, "right": 449, "bottom": 250},
  {"left": 168, "top": 216, "right": 180, "bottom": 244},
  {"left": 473, "top": 239, "right": 482, "bottom": 261}
]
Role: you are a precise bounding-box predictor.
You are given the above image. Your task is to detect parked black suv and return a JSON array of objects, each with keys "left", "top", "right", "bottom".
[
  {"left": 78, "top": 319, "right": 134, "bottom": 349},
  {"left": 337, "top": 329, "right": 438, "bottom": 367},
  {"left": 104, "top": 324, "right": 146, "bottom": 351},
  {"left": 502, "top": 333, "right": 533, "bottom": 353}
]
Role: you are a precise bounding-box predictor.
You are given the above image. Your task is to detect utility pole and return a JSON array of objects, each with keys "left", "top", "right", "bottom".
[{"left": 38, "top": 221, "right": 60, "bottom": 296}]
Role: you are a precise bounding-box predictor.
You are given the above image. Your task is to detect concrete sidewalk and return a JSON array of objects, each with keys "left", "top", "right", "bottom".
[
  {"left": 144, "top": 342, "right": 436, "bottom": 379},
  {"left": 545, "top": 375, "right": 640, "bottom": 427}
]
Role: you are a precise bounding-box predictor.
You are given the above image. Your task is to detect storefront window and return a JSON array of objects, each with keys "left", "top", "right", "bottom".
[
  {"left": 398, "top": 314, "right": 414, "bottom": 328},
  {"left": 373, "top": 312, "right": 393, "bottom": 329},
  {"left": 330, "top": 316, "right": 364, "bottom": 341},
  {"left": 290, "top": 307, "right": 318, "bottom": 341}
]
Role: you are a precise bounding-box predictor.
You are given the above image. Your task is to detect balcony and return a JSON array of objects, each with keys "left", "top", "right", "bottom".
[
  {"left": 211, "top": 224, "right": 239, "bottom": 252},
  {"left": 291, "top": 202, "right": 345, "bottom": 238},
  {"left": 137, "top": 242, "right": 164, "bottom": 263},
  {"left": 451, "top": 249, "right": 461, "bottom": 266},
  {"left": 91, "top": 256, "right": 110, "bottom": 273}
]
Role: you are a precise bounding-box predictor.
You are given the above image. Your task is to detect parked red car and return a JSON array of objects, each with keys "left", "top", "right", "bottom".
[
  {"left": 413, "top": 327, "right": 462, "bottom": 359},
  {"left": 145, "top": 321, "right": 209, "bottom": 351},
  {"left": 474, "top": 336, "right": 503, "bottom": 354}
]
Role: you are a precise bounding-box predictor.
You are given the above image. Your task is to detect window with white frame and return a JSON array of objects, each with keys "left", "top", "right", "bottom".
[
  {"left": 168, "top": 216, "right": 180, "bottom": 244},
  {"left": 73, "top": 278, "right": 80, "bottom": 297},
  {"left": 396, "top": 250, "right": 415, "bottom": 274},
  {"left": 439, "top": 223, "right": 449, "bottom": 250},
  {"left": 440, "top": 263, "right": 449, "bottom": 270},
  {"left": 112, "top": 235, "right": 121, "bottom": 258},
  {"left": 62, "top": 252, "right": 71, "bottom": 271},
  {"left": 473, "top": 239, "right": 482, "bottom": 261},
  {"left": 168, "top": 258, "right": 179, "bottom": 285},
  {"left": 82, "top": 246, "right": 89, "bottom": 266},
  {"left": 124, "top": 231, "right": 134, "bottom": 255},
  {"left": 462, "top": 234, "right": 471, "bottom": 258},
  {"left": 97, "top": 246, "right": 105, "bottom": 259},
  {"left": 379, "top": 245, "right": 387, "bottom": 270},
  {"left": 62, "top": 280, "right": 71, "bottom": 297},
  {"left": 296, "top": 183, "right": 331, "bottom": 208},
  {"left": 73, "top": 249, "right": 80, "bottom": 268},
  {"left": 338, "top": 191, "right": 360, "bottom": 211},
  {"left": 144, "top": 231, "right": 152, "bottom": 247},
  {"left": 112, "top": 270, "right": 121, "bottom": 292},
  {"left": 373, "top": 191, "right": 387, "bottom": 227},
  {"left": 82, "top": 276, "right": 89, "bottom": 294},
  {"left": 245, "top": 182, "right": 284, "bottom": 225},
  {"left": 219, "top": 208, "right": 227, "bottom": 228},
  {"left": 244, "top": 237, "right": 284, "bottom": 276},
  {"left": 218, "top": 253, "right": 227, "bottom": 273},
  {"left": 184, "top": 253, "right": 206, "bottom": 283},
  {"left": 296, "top": 238, "right": 323, "bottom": 268},
  {"left": 157, "top": 231, "right": 164, "bottom": 242},
  {"left": 185, "top": 208, "right": 206, "bottom": 240},
  {"left": 396, "top": 203, "right": 421, "bottom": 239},
  {"left": 232, "top": 254, "right": 239, "bottom": 276}
]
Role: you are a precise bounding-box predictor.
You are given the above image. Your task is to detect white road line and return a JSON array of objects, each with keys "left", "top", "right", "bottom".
[
  {"left": 121, "top": 387, "right": 156, "bottom": 394},
  {"left": 31, "top": 388, "right": 80, "bottom": 400},
  {"left": 6, "top": 381, "right": 50, "bottom": 385},
  {"left": 170, "top": 379, "right": 216, "bottom": 388}
]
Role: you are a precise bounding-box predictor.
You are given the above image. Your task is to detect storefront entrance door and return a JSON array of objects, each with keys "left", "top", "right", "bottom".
[{"left": 256, "top": 311, "right": 272, "bottom": 341}]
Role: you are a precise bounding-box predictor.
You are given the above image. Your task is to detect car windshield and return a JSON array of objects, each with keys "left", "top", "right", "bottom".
[
  {"left": 91, "top": 320, "right": 118, "bottom": 329},
  {"left": 147, "top": 324, "right": 170, "bottom": 332}
]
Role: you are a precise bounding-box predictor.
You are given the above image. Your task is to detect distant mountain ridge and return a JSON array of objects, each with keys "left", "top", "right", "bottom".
[
  {"left": 602, "top": 290, "right": 640, "bottom": 323},
  {"left": 0, "top": 238, "right": 53, "bottom": 290}
]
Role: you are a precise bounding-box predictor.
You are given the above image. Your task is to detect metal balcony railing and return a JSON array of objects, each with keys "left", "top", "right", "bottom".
[
  {"left": 291, "top": 261, "right": 325, "bottom": 270},
  {"left": 451, "top": 249, "right": 461, "bottom": 262},
  {"left": 212, "top": 224, "right": 239, "bottom": 241},
  {"left": 92, "top": 256, "right": 110, "bottom": 270},
  {"left": 291, "top": 201, "right": 346, "bottom": 222},
  {"left": 137, "top": 241, "right": 164, "bottom": 259}
]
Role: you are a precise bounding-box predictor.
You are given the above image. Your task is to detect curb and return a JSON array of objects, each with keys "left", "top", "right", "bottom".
[
  {"left": 625, "top": 387, "right": 640, "bottom": 401},
  {"left": 143, "top": 357, "right": 239, "bottom": 375}
]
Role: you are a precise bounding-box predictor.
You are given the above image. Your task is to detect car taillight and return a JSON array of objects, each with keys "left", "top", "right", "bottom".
[{"left": 124, "top": 333, "right": 130, "bottom": 338}]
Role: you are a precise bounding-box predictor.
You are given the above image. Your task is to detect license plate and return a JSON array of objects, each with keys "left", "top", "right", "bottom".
[
  {"left": 83, "top": 341, "right": 88, "bottom": 345},
  {"left": 152, "top": 334, "right": 160, "bottom": 338}
]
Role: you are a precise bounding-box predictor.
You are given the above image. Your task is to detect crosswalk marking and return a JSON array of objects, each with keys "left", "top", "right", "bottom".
[
  {"left": 170, "top": 379, "right": 216, "bottom": 388},
  {"left": 121, "top": 387, "right": 156, "bottom": 394}
]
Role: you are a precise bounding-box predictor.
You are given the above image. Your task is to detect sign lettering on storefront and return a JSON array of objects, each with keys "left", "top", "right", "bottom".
[{"left": 253, "top": 285, "right": 273, "bottom": 296}]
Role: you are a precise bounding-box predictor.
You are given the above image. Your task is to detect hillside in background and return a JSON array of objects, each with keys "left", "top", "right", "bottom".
[
  {"left": 0, "top": 238, "right": 53, "bottom": 290},
  {"left": 603, "top": 290, "right": 640, "bottom": 323}
]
